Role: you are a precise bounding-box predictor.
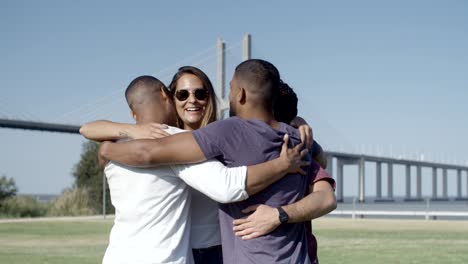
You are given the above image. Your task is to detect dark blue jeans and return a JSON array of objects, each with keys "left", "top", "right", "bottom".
[{"left": 192, "top": 245, "right": 223, "bottom": 264}]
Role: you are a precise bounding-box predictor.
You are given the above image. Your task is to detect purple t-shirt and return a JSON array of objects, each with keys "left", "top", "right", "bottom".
[{"left": 193, "top": 117, "right": 312, "bottom": 264}]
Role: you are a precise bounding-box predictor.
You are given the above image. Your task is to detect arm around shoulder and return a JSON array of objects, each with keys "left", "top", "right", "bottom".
[
  {"left": 80, "top": 120, "right": 135, "bottom": 142},
  {"left": 99, "top": 132, "right": 207, "bottom": 167},
  {"left": 282, "top": 180, "right": 337, "bottom": 223}
]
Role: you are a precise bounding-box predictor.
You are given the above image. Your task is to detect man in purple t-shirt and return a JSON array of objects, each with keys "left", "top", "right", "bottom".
[
  {"left": 192, "top": 117, "right": 313, "bottom": 263},
  {"left": 100, "top": 59, "right": 336, "bottom": 264}
]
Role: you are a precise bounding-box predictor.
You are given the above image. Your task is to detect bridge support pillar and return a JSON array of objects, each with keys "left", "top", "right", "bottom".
[
  {"left": 405, "top": 164, "right": 411, "bottom": 199},
  {"left": 326, "top": 155, "right": 333, "bottom": 177},
  {"left": 358, "top": 157, "right": 365, "bottom": 203},
  {"left": 432, "top": 167, "right": 437, "bottom": 200},
  {"left": 217, "top": 38, "right": 227, "bottom": 116},
  {"left": 442, "top": 168, "right": 448, "bottom": 199},
  {"left": 455, "top": 169, "right": 468, "bottom": 201},
  {"left": 387, "top": 162, "right": 393, "bottom": 200},
  {"left": 242, "top": 33, "right": 251, "bottom": 61},
  {"left": 376, "top": 162, "right": 382, "bottom": 199},
  {"left": 416, "top": 166, "right": 422, "bottom": 200},
  {"left": 336, "top": 159, "right": 344, "bottom": 202}
]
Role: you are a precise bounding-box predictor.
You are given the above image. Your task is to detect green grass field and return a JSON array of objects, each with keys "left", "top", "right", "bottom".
[
  {"left": 0, "top": 219, "right": 112, "bottom": 264},
  {"left": 0, "top": 217, "right": 467, "bottom": 264},
  {"left": 314, "top": 218, "right": 468, "bottom": 263}
]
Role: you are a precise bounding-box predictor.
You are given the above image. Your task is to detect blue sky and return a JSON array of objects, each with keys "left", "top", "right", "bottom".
[{"left": 1, "top": 0, "right": 467, "bottom": 196}]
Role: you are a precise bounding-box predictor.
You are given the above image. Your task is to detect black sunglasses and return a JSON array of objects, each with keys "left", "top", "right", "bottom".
[{"left": 174, "top": 88, "right": 209, "bottom": 101}]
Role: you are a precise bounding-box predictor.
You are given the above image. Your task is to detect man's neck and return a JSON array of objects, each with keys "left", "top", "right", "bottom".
[{"left": 237, "top": 109, "right": 280, "bottom": 129}]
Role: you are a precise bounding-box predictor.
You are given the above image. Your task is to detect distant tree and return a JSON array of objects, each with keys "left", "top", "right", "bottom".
[
  {"left": 72, "top": 141, "right": 114, "bottom": 214},
  {"left": 48, "top": 187, "right": 97, "bottom": 216},
  {"left": 0, "top": 175, "right": 18, "bottom": 201}
]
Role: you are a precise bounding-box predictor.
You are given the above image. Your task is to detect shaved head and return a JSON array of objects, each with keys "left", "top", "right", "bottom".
[
  {"left": 233, "top": 59, "right": 280, "bottom": 111},
  {"left": 125, "top": 76, "right": 167, "bottom": 112},
  {"left": 124, "top": 75, "right": 175, "bottom": 124}
]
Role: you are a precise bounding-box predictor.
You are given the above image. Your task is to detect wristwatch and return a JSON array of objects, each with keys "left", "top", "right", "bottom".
[{"left": 277, "top": 207, "right": 289, "bottom": 224}]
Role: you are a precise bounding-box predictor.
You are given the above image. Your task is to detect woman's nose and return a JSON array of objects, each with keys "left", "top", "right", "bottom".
[{"left": 187, "top": 93, "right": 197, "bottom": 103}]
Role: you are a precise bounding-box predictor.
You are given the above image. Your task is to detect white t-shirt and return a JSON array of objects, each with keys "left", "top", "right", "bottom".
[{"left": 102, "top": 126, "right": 248, "bottom": 264}]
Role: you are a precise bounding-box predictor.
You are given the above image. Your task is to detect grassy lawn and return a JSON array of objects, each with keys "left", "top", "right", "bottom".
[
  {"left": 314, "top": 218, "right": 468, "bottom": 264},
  {"left": 0, "top": 219, "right": 112, "bottom": 264},
  {"left": 0, "top": 217, "right": 467, "bottom": 263}
]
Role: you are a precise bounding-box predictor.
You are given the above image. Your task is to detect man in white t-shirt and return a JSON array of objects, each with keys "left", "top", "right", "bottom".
[
  {"left": 80, "top": 76, "right": 308, "bottom": 264},
  {"left": 102, "top": 127, "right": 248, "bottom": 264}
]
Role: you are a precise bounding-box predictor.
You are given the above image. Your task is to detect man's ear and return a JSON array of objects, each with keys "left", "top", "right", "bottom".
[
  {"left": 238, "top": 87, "right": 247, "bottom": 105},
  {"left": 130, "top": 109, "right": 137, "bottom": 122},
  {"left": 160, "top": 88, "right": 170, "bottom": 101},
  {"left": 160, "top": 89, "right": 174, "bottom": 111}
]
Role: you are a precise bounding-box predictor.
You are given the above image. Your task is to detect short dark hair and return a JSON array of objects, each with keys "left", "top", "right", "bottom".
[
  {"left": 125, "top": 75, "right": 168, "bottom": 110},
  {"left": 274, "top": 80, "right": 298, "bottom": 124},
  {"left": 234, "top": 59, "right": 280, "bottom": 111}
]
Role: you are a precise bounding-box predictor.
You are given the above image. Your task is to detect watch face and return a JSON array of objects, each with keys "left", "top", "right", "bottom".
[
  {"left": 278, "top": 207, "right": 289, "bottom": 224},
  {"left": 279, "top": 213, "right": 288, "bottom": 223}
]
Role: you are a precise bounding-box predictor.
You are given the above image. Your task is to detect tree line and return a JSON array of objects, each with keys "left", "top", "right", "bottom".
[{"left": 0, "top": 141, "right": 114, "bottom": 218}]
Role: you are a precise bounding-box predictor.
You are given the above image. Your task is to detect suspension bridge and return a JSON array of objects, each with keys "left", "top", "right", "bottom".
[{"left": 1, "top": 34, "right": 467, "bottom": 207}]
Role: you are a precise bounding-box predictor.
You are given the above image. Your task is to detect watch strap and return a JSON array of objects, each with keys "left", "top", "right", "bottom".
[{"left": 277, "top": 206, "right": 289, "bottom": 224}]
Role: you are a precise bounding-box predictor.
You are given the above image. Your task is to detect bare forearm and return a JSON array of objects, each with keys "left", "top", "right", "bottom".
[
  {"left": 99, "top": 140, "right": 150, "bottom": 167},
  {"left": 99, "top": 132, "right": 206, "bottom": 167},
  {"left": 80, "top": 120, "right": 134, "bottom": 141},
  {"left": 282, "top": 181, "right": 336, "bottom": 223},
  {"left": 245, "top": 159, "right": 289, "bottom": 196}
]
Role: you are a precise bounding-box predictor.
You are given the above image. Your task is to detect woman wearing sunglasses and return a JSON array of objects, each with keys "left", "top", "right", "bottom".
[
  {"left": 169, "top": 66, "right": 217, "bottom": 131},
  {"left": 166, "top": 66, "right": 223, "bottom": 264}
]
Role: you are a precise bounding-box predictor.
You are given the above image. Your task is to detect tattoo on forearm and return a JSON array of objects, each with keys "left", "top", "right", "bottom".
[{"left": 119, "top": 131, "right": 128, "bottom": 138}]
